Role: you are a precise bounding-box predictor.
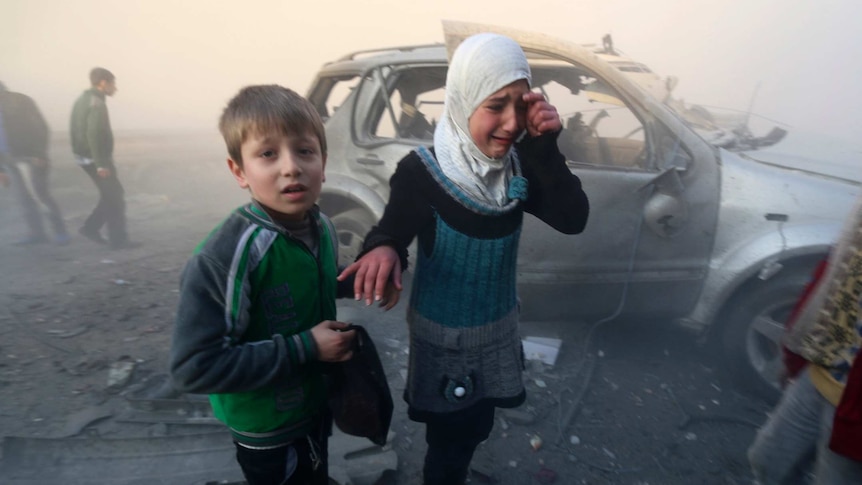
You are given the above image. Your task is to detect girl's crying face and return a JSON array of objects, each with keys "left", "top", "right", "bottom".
[{"left": 468, "top": 79, "right": 529, "bottom": 159}]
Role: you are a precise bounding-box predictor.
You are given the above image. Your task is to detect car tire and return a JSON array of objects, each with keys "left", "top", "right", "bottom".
[
  {"left": 720, "top": 269, "right": 811, "bottom": 404},
  {"left": 330, "top": 208, "right": 376, "bottom": 264}
]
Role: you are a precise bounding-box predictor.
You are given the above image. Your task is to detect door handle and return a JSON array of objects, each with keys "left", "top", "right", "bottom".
[{"left": 357, "top": 155, "right": 384, "bottom": 166}]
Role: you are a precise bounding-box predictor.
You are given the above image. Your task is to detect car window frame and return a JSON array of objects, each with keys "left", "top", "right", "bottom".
[
  {"left": 352, "top": 61, "right": 448, "bottom": 149},
  {"left": 347, "top": 52, "right": 698, "bottom": 174}
]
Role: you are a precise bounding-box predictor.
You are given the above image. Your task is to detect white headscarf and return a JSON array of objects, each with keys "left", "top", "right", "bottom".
[{"left": 434, "top": 33, "right": 531, "bottom": 206}]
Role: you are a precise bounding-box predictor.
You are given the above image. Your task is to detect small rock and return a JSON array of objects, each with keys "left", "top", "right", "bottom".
[
  {"left": 508, "top": 460, "right": 518, "bottom": 468},
  {"left": 569, "top": 435, "right": 580, "bottom": 445},
  {"left": 685, "top": 432, "right": 697, "bottom": 441},
  {"left": 530, "top": 435, "right": 542, "bottom": 451}
]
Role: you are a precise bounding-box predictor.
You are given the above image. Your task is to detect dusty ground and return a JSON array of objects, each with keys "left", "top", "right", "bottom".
[{"left": 0, "top": 131, "right": 771, "bottom": 484}]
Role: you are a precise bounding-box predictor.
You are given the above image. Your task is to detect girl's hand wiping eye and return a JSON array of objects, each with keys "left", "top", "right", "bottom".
[{"left": 522, "top": 92, "right": 561, "bottom": 137}]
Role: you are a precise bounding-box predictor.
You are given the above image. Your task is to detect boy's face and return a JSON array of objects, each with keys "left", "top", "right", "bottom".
[
  {"left": 468, "top": 79, "right": 529, "bottom": 159},
  {"left": 228, "top": 130, "right": 326, "bottom": 224}
]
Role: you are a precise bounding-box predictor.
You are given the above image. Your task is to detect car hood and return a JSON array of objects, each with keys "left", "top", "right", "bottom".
[{"left": 736, "top": 130, "right": 862, "bottom": 184}]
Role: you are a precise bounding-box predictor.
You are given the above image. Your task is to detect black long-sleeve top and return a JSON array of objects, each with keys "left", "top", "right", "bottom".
[{"left": 361, "top": 131, "right": 589, "bottom": 268}]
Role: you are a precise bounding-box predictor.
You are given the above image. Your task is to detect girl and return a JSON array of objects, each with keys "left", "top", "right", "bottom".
[{"left": 339, "top": 32, "right": 589, "bottom": 484}]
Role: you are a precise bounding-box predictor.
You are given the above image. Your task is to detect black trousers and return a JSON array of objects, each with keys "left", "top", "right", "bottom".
[
  {"left": 421, "top": 402, "right": 496, "bottom": 485},
  {"left": 81, "top": 163, "right": 127, "bottom": 245},
  {"left": 5, "top": 159, "right": 67, "bottom": 239},
  {"left": 234, "top": 418, "right": 330, "bottom": 485}
]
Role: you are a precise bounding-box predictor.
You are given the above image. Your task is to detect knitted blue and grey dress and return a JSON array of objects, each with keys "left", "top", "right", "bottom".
[{"left": 361, "top": 132, "right": 589, "bottom": 416}]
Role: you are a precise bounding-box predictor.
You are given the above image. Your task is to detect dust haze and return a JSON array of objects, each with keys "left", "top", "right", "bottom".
[
  {"left": 0, "top": 1, "right": 860, "bottom": 483},
  {"left": 3, "top": 0, "right": 861, "bottom": 145}
]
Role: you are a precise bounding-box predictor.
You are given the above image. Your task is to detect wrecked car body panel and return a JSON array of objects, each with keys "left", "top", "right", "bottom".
[{"left": 684, "top": 148, "right": 860, "bottom": 332}]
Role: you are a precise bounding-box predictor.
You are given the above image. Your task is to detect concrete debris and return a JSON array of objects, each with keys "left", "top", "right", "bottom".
[{"left": 106, "top": 360, "right": 136, "bottom": 388}]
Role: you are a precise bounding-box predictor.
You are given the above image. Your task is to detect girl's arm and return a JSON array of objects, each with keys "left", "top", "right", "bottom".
[
  {"left": 518, "top": 131, "right": 589, "bottom": 234},
  {"left": 338, "top": 153, "right": 432, "bottom": 304}
]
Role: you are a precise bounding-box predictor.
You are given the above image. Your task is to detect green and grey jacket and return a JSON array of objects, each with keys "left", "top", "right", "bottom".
[
  {"left": 170, "top": 202, "right": 345, "bottom": 448},
  {"left": 69, "top": 88, "right": 113, "bottom": 168}
]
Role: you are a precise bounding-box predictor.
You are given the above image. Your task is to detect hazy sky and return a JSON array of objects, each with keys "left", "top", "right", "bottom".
[{"left": 3, "top": 0, "right": 861, "bottom": 144}]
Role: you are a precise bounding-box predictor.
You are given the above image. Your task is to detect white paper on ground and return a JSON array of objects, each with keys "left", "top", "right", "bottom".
[{"left": 522, "top": 336, "right": 562, "bottom": 366}]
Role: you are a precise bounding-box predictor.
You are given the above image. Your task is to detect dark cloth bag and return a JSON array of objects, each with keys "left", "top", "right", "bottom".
[{"left": 328, "top": 324, "right": 393, "bottom": 446}]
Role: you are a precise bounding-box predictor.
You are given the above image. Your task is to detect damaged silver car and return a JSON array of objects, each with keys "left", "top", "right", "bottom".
[{"left": 308, "top": 20, "right": 861, "bottom": 402}]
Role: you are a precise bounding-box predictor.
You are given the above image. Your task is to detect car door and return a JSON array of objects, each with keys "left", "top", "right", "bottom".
[{"left": 443, "top": 21, "right": 721, "bottom": 322}]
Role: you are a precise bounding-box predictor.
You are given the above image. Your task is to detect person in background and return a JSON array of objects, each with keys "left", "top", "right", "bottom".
[
  {"left": 338, "top": 33, "right": 589, "bottom": 485},
  {"left": 747, "top": 191, "right": 862, "bottom": 484},
  {"left": 0, "top": 82, "right": 69, "bottom": 245},
  {"left": 70, "top": 67, "right": 136, "bottom": 249}
]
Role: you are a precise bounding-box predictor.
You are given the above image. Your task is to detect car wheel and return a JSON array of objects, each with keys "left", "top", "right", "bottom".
[
  {"left": 330, "top": 208, "right": 375, "bottom": 264},
  {"left": 721, "top": 269, "right": 810, "bottom": 404}
]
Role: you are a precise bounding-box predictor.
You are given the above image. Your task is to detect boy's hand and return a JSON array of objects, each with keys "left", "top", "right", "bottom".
[
  {"left": 0, "top": 173, "right": 8, "bottom": 188},
  {"left": 337, "top": 245, "right": 403, "bottom": 306},
  {"left": 523, "top": 92, "right": 561, "bottom": 137},
  {"left": 311, "top": 320, "right": 356, "bottom": 362}
]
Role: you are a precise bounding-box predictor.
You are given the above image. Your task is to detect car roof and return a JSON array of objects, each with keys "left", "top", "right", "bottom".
[{"left": 318, "top": 44, "right": 448, "bottom": 74}]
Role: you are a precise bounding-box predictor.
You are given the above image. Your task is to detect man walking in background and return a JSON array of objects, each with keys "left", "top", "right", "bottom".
[
  {"left": 70, "top": 67, "right": 137, "bottom": 250},
  {"left": 0, "top": 82, "right": 70, "bottom": 246}
]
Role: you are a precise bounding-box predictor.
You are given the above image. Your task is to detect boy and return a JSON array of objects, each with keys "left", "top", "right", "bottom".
[{"left": 170, "top": 85, "right": 392, "bottom": 484}]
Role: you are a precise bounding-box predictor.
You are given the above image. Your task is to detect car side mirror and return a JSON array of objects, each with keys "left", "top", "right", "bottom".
[
  {"left": 641, "top": 166, "right": 685, "bottom": 196},
  {"left": 657, "top": 135, "right": 692, "bottom": 172}
]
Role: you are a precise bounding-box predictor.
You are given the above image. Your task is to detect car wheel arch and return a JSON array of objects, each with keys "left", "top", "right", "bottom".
[{"left": 704, "top": 253, "right": 826, "bottom": 403}]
